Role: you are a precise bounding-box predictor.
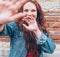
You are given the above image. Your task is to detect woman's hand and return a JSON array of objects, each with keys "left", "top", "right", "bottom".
[
  {"left": 7, "top": 0, "right": 30, "bottom": 14},
  {"left": 0, "top": 0, "right": 29, "bottom": 24},
  {"left": 22, "top": 16, "right": 39, "bottom": 31},
  {"left": 0, "top": 0, "right": 29, "bottom": 15}
]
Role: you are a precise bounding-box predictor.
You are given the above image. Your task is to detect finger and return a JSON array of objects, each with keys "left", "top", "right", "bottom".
[
  {"left": 8, "top": 5, "right": 17, "bottom": 14},
  {"left": 25, "top": 16, "right": 36, "bottom": 24},
  {"left": 22, "top": 16, "right": 36, "bottom": 24},
  {"left": 23, "top": 24, "right": 28, "bottom": 29},
  {"left": 11, "top": 0, "right": 18, "bottom": 3},
  {"left": 0, "top": 1, "right": 12, "bottom": 7},
  {"left": 11, "top": 13, "right": 25, "bottom": 21},
  {"left": 12, "top": 0, "right": 29, "bottom": 11},
  {"left": 31, "top": 16, "right": 37, "bottom": 23},
  {"left": 22, "top": 18, "right": 31, "bottom": 25}
]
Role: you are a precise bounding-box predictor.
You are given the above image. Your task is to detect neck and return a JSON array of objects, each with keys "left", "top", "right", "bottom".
[{"left": 0, "top": 24, "right": 4, "bottom": 32}]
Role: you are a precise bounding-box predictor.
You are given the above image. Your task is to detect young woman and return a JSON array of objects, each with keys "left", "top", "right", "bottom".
[{"left": 0, "top": 0, "right": 56, "bottom": 57}]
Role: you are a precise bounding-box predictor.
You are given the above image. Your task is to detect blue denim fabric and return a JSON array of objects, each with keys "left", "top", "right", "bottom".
[{"left": 0, "top": 22, "right": 56, "bottom": 57}]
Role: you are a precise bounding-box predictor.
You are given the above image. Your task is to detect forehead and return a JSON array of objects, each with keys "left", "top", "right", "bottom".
[{"left": 23, "top": 2, "right": 36, "bottom": 10}]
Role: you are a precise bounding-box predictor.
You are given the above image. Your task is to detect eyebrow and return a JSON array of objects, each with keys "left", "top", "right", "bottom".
[{"left": 24, "top": 9, "right": 36, "bottom": 10}]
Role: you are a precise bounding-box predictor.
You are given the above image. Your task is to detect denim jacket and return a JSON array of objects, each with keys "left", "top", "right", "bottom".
[{"left": 0, "top": 22, "right": 56, "bottom": 57}]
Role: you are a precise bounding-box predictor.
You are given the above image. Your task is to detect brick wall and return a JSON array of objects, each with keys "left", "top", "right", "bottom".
[
  {"left": 0, "top": 36, "right": 10, "bottom": 57},
  {"left": 39, "top": 0, "right": 60, "bottom": 44}
]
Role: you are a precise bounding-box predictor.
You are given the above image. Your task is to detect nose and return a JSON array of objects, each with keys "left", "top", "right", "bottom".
[{"left": 26, "top": 11, "right": 32, "bottom": 16}]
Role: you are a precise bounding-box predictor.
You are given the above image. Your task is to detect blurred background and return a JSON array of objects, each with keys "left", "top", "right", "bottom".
[{"left": 0, "top": 0, "right": 60, "bottom": 57}]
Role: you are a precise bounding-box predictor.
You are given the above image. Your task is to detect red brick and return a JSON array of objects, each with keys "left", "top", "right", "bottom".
[
  {"left": 0, "top": 36, "right": 9, "bottom": 42},
  {"left": 50, "top": 34, "right": 60, "bottom": 40},
  {"left": 44, "top": 11, "right": 60, "bottom": 16},
  {"left": 45, "top": 16, "right": 60, "bottom": 27},
  {"left": 47, "top": 28, "right": 60, "bottom": 40},
  {"left": 45, "top": 16, "right": 60, "bottom": 22},
  {"left": 54, "top": 40, "right": 60, "bottom": 44},
  {"left": 47, "top": 28, "right": 60, "bottom": 31}
]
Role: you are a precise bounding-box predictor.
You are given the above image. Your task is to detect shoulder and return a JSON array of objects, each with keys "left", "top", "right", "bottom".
[
  {"left": 6, "top": 22, "right": 22, "bottom": 37},
  {"left": 6, "top": 22, "right": 17, "bottom": 28},
  {"left": 5, "top": 22, "right": 17, "bottom": 36}
]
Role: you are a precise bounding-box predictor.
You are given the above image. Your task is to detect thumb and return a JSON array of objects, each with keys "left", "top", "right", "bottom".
[{"left": 11, "top": 13, "right": 25, "bottom": 21}]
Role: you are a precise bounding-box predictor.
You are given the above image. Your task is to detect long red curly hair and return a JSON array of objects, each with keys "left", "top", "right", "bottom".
[{"left": 17, "top": 0, "right": 47, "bottom": 57}]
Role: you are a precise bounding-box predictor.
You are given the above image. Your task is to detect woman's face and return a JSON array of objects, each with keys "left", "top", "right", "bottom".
[{"left": 23, "top": 2, "right": 37, "bottom": 20}]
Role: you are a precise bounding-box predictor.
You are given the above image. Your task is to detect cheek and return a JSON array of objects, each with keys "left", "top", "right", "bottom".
[
  {"left": 33, "top": 12, "right": 37, "bottom": 19},
  {"left": 23, "top": 12, "right": 27, "bottom": 16}
]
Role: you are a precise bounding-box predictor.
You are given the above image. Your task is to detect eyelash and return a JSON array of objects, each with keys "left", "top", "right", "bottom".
[
  {"left": 24, "top": 10, "right": 28, "bottom": 12},
  {"left": 31, "top": 10, "right": 36, "bottom": 12}
]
